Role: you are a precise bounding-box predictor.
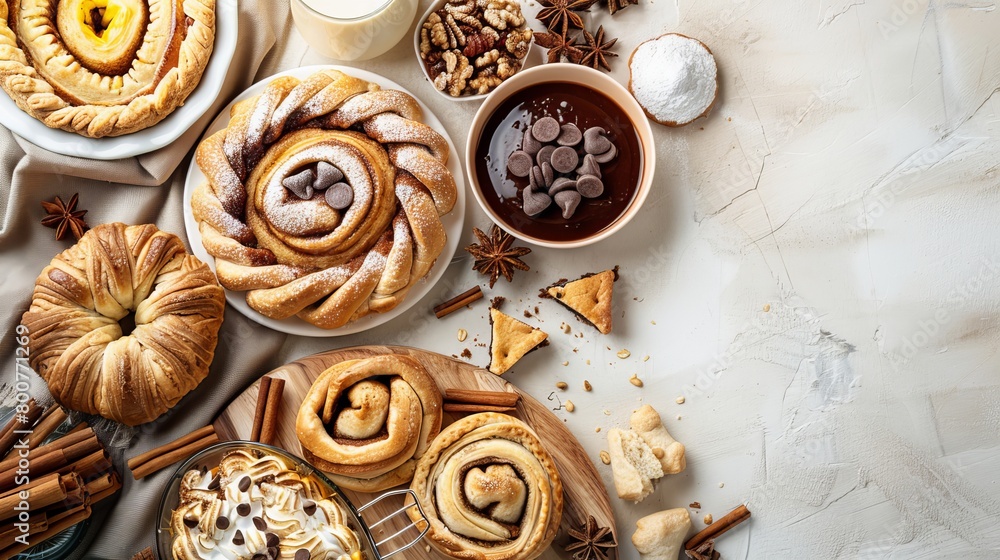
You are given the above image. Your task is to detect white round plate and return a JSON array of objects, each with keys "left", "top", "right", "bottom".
[
  {"left": 183, "top": 65, "right": 467, "bottom": 337},
  {"left": 0, "top": 0, "right": 238, "bottom": 160}
]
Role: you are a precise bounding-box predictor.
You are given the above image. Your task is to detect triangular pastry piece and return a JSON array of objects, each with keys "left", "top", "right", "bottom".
[
  {"left": 488, "top": 307, "right": 548, "bottom": 375},
  {"left": 545, "top": 268, "right": 617, "bottom": 334}
]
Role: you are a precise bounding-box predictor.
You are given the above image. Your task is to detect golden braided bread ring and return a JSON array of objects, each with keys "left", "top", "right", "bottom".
[
  {"left": 192, "top": 69, "right": 457, "bottom": 329},
  {"left": 0, "top": 0, "right": 215, "bottom": 137},
  {"left": 296, "top": 355, "right": 443, "bottom": 492},
  {"left": 409, "top": 413, "right": 563, "bottom": 560}
]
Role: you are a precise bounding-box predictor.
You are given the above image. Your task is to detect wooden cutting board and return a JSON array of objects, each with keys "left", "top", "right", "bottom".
[{"left": 214, "top": 345, "right": 617, "bottom": 560}]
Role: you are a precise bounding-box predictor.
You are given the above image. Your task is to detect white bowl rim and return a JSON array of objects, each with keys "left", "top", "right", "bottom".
[{"left": 465, "top": 64, "right": 657, "bottom": 249}]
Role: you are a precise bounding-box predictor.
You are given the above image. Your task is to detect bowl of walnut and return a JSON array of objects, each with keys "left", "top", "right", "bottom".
[{"left": 414, "top": 0, "right": 533, "bottom": 101}]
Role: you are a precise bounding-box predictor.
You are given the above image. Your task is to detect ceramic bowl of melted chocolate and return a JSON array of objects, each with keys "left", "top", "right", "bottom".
[{"left": 467, "top": 64, "right": 656, "bottom": 247}]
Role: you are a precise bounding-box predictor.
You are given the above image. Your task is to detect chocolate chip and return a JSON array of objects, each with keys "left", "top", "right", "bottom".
[
  {"left": 295, "top": 550, "right": 311, "bottom": 560},
  {"left": 267, "top": 546, "right": 280, "bottom": 559},
  {"left": 237, "top": 503, "right": 251, "bottom": 517},
  {"left": 530, "top": 166, "right": 544, "bottom": 190},
  {"left": 251, "top": 554, "right": 267, "bottom": 560},
  {"left": 325, "top": 183, "right": 354, "bottom": 210},
  {"left": 303, "top": 499, "right": 317, "bottom": 516},
  {"left": 550, "top": 146, "right": 579, "bottom": 174},
  {"left": 576, "top": 174, "right": 604, "bottom": 198},
  {"left": 207, "top": 474, "right": 221, "bottom": 490},
  {"left": 536, "top": 145, "right": 556, "bottom": 167},
  {"left": 216, "top": 516, "right": 230, "bottom": 530},
  {"left": 576, "top": 153, "right": 601, "bottom": 178},
  {"left": 555, "top": 190, "right": 582, "bottom": 219},
  {"left": 253, "top": 516, "right": 267, "bottom": 531},
  {"left": 557, "top": 123, "right": 582, "bottom": 146},
  {"left": 313, "top": 161, "right": 343, "bottom": 190},
  {"left": 522, "top": 185, "right": 552, "bottom": 217},
  {"left": 548, "top": 177, "right": 577, "bottom": 196},
  {"left": 238, "top": 476, "right": 251, "bottom": 492},
  {"left": 282, "top": 169, "right": 315, "bottom": 200},
  {"left": 183, "top": 517, "right": 198, "bottom": 529},
  {"left": 507, "top": 150, "right": 533, "bottom": 178},
  {"left": 266, "top": 532, "right": 280, "bottom": 548},
  {"left": 593, "top": 143, "right": 617, "bottom": 163},
  {"left": 531, "top": 116, "right": 560, "bottom": 143},
  {"left": 541, "top": 162, "right": 554, "bottom": 187},
  {"left": 232, "top": 529, "right": 245, "bottom": 546},
  {"left": 583, "top": 127, "right": 612, "bottom": 155},
  {"left": 522, "top": 127, "right": 541, "bottom": 155}
]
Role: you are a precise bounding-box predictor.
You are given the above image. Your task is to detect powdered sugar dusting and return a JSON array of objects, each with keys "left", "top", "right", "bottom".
[{"left": 630, "top": 34, "right": 718, "bottom": 125}]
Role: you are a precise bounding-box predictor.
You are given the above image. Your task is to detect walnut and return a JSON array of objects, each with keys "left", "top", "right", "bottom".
[
  {"left": 496, "top": 55, "right": 520, "bottom": 79},
  {"left": 445, "top": 2, "right": 482, "bottom": 29},
  {"left": 419, "top": 26, "right": 432, "bottom": 56},
  {"left": 470, "top": 74, "right": 504, "bottom": 95},
  {"left": 445, "top": 13, "right": 467, "bottom": 47},
  {"left": 475, "top": 49, "right": 501, "bottom": 68},
  {"left": 464, "top": 30, "right": 497, "bottom": 57},
  {"left": 505, "top": 27, "right": 532, "bottom": 59},
  {"left": 426, "top": 14, "right": 453, "bottom": 50},
  {"left": 445, "top": 0, "right": 476, "bottom": 14},
  {"left": 439, "top": 50, "right": 473, "bottom": 97},
  {"left": 483, "top": 1, "right": 525, "bottom": 30}
]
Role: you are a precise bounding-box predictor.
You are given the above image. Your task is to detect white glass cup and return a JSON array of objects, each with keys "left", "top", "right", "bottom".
[{"left": 290, "top": 0, "right": 418, "bottom": 61}]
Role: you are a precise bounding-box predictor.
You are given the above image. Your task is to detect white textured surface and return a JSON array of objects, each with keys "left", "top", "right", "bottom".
[{"left": 299, "top": 1, "right": 999, "bottom": 557}]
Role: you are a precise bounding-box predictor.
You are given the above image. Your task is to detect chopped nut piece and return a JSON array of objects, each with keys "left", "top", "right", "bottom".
[
  {"left": 763, "top": 303, "right": 771, "bottom": 312},
  {"left": 689, "top": 501, "right": 701, "bottom": 509},
  {"left": 703, "top": 514, "right": 713, "bottom": 525},
  {"left": 643, "top": 355, "right": 650, "bottom": 362},
  {"left": 616, "top": 349, "right": 631, "bottom": 359},
  {"left": 599, "top": 450, "right": 611, "bottom": 464},
  {"left": 629, "top": 374, "right": 643, "bottom": 387},
  {"left": 595, "top": 427, "right": 601, "bottom": 433},
  {"left": 556, "top": 381, "right": 569, "bottom": 390},
  {"left": 457, "top": 328, "right": 468, "bottom": 342},
  {"left": 718, "top": 482, "right": 725, "bottom": 488},
  {"left": 562, "top": 361, "right": 570, "bottom": 366},
  {"left": 565, "top": 400, "right": 575, "bottom": 412},
  {"left": 676, "top": 396, "right": 685, "bottom": 404},
  {"left": 583, "top": 380, "right": 592, "bottom": 391}
]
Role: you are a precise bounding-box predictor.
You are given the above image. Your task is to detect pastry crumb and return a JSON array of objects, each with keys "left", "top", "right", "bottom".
[
  {"left": 457, "top": 328, "right": 468, "bottom": 342},
  {"left": 704, "top": 514, "right": 713, "bottom": 525},
  {"left": 676, "top": 396, "right": 685, "bottom": 404},
  {"left": 617, "top": 349, "right": 631, "bottom": 359}
]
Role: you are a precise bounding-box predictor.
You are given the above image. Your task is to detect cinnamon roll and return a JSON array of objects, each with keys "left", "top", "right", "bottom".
[
  {"left": 296, "top": 354, "right": 443, "bottom": 492},
  {"left": 170, "top": 448, "right": 362, "bottom": 560},
  {"left": 192, "top": 69, "right": 457, "bottom": 329},
  {"left": 409, "top": 413, "right": 563, "bottom": 560},
  {"left": 0, "top": 0, "right": 215, "bottom": 137}
]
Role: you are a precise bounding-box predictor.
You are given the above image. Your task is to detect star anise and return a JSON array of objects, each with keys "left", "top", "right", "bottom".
[
  {"left": 536, "top": 0, "right": 591, "bottom": 35},
  {"left": 578, "top": 26, "right": 618, "bottom": 71},
  {"left": 566, "top": 516, "right": 617, "bottom": 560},
  {"left": 465, "top": 224, "right": 531, "bottom": 288},
  {"left": 605, "top": 0, "right": 638, "bottom": 15},
  {"left": 686, "top": 540, "right": 721, "bottom": 560},
  {"left": 534, "top": 30, "right": 584, "bottom": 64},
  {"left": 41, "top": 193, "right": 89, "bottom": 241}
]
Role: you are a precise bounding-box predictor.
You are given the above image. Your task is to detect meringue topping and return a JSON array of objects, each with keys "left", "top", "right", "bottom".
[{"left": 170, "top": 449, "right": 362, "bottom": 560}]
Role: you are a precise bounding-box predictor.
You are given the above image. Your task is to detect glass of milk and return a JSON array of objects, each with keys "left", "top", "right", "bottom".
[{"left": 291, "top": 0, "right": 419, "bottom": 61}]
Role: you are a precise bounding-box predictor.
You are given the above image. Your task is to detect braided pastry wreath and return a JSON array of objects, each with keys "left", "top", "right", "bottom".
[
  {"left": 0, "top": 0, "right": 215, "bottom": 137},
  {"left": 192, "top": 69, "right": 458, "bottom": 329}
]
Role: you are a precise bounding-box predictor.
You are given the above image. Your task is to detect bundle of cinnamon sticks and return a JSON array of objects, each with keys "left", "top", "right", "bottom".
[{"left": 0, "top": 405, "right": 120, "bottom": 558}]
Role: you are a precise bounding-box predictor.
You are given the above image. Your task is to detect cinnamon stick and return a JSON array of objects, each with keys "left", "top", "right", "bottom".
[
  {"left": 443, "top": 403, "right": 517, "bottom": 413},
  {"left": 260, "top": 377, "right": 285, "bottom": 446},
  {"left": 444, "top": 388, "right": 520, "bottom": 407},
  {"left": 0, "top": 503, "right": 90, "bottom": 558},
  {"left": 0, "top": 427, "right": 97, "bottom": 474},
  {"left": 250, "top": 376, "right": 273, "bottom": 442},
  {"left": 0, "top": 512, "right": 46, "bottom": 549},
  {"left": 58, "top": 449, "right": 113, "bottom": 483},
  {"left": 684, "top": 504, "right": 751, "bottom": 552},
  {"left": 0, "top": 472, "right": 66, "bottom": 516},
  {"left": 90, "top": 471, "right": 121, "bottom": 504},
  {"left": 27, "top": 405, "right": 67, "bottom": 449},
  {"left": 0, "top": 448, "right": 67, "bottom": 492},
  {"left": 0, "top": 399, "right": 43, "bottom": 459},
  {"left": 130, "top": 431, "right": 219, "bottom": 480},
  {"left": 67, "top": 421, "right": 89, "bottom": 435},
  {"left": 434, "top": 286, "right": 484, "bottom": 318},
  {"left": 128, "top": 425, "right": 215, "bottom": 474}
]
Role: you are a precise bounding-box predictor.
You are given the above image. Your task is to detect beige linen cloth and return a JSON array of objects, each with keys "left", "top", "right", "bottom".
[{"left": 0, "top": 1, "right": 475, "bottom": 557}]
